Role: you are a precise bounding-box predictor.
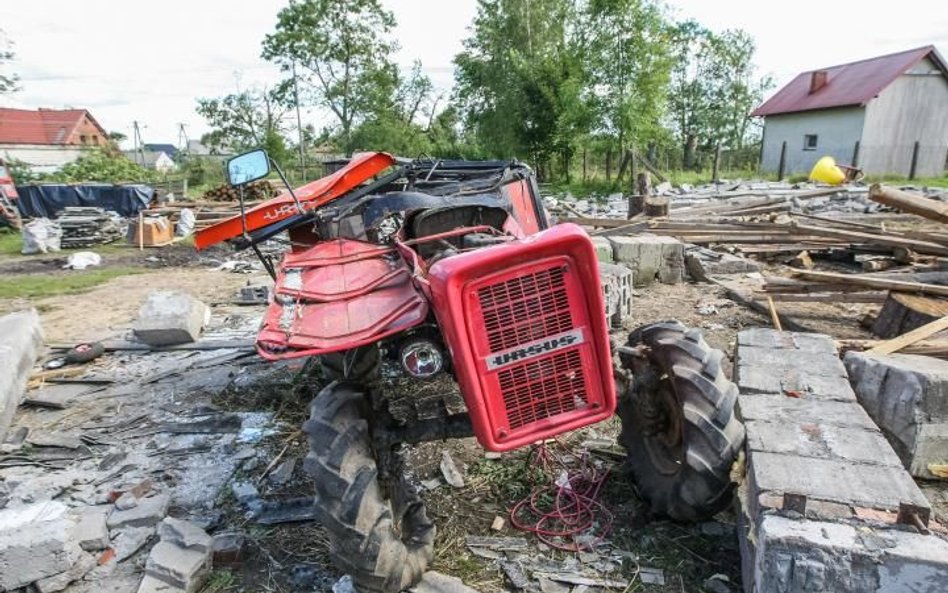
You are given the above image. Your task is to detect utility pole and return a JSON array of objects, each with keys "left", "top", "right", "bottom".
[
  {"left": 177, "top": 123, "right": 190, "bottom": 155},
  {"left": 292, "top": 62, "right": 306, "bottom": 180},
  {"left": 132, "top": 121, "right": 145, "bottom": 166}
]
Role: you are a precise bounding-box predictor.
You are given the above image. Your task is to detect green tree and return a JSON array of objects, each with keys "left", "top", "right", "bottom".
[
  {"left": 580, "top": 0, "right": 673, "bottom": 162},
  {"left": 669, "top": 22, "right": 772, "bottom": 168},
  {"left": 0, "top": 29, "right": 18, "bottom": 94},
  {"left": 454, "top": 0, "right": 589, "bottom": 178},
  {"left": 262, "top": 0, "right": 398, "bottom": 154},
  {"left": 35, "top": 151, "right": 159, "bottom": 183},
  {"left": 196, "top": 84, "right": 292, "bottom": 164}
]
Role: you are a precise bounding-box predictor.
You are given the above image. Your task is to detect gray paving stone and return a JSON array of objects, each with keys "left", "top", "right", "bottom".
[
  {"left": 736, "top": 328, "right": 838, "bottom": 354},
  {"left": 735, "top": 346, "right": 854, "bottom": 400},
  {"left": 70, "top": 505, "right": 110, "bottom": 551},
  {"left": 411, "top": 571, "right": 483, "bottom": 593},
  {"left": 749, "top": 452, "right": 929, "bottom": 512},
  {"left": 138, "top": 574, "right": 186, "bottom": 593},
  {"left": 744, "top": 420, "right": 903, "bottom": 468},
  {"left": 157, "top": 517, "right": 211, "bottom": 553}
]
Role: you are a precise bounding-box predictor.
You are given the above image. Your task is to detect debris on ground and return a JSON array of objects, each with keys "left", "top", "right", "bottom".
[
  {"left": 132, "top": 291, "right": 210, "bottom": 346},
  {"left": 57, "top": 207, "right": 124, "bottom": 248}
]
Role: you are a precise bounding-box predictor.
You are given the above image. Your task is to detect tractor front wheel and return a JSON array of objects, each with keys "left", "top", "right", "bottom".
[
  {"left": 303, "top": 382, "right": 434, "bottom": 593},
  {"left": 617, "top": 321, "right": 745, "bottom": 522}
]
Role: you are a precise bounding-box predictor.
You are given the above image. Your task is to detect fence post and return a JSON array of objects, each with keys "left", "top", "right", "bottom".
[
  {"left": 851, "top": 141, "right": 860, "bottom": 168},
  {"left": 909, "top": 141, "right": 920, "bottom": 180},
  {"left": 777, "top": 141, "right": 787, "bottom": 180},
  {"left": 606, "top": 150, "right": 612, "bottom": 181},
  {"left": 582, "top": 149, "right": 587, "bottom": 183},
  {"left": 712, "top": 143, "right": 721, "bottom": 182}
]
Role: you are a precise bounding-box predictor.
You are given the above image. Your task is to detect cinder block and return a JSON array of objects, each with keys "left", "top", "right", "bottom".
[
  {"left": 157, "top": 518, "right": 211, "bottom": 554},
  {"left": 0, "top": 501, "right": 82, "bottom": 590},
  {"left": 108, "top": 494, "right": 170, "bottom": 529},
  {"left": 608, "top": 234, "right": 683, "bottom": 287},
  {"left": 845, "top": 351, "right": 948, "bottom": 478},
  {"left": 133, "top": 291, "right": 209, "bottom": 347},
  {"left": 598, "top": 262, "right": 632, "bottom": 328},
  {"left": 0, "top": 309, "right": 44, "bottom": 441}
]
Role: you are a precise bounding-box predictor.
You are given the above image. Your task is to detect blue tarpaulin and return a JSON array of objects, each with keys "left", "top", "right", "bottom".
[{"left": 14, "top": 183, "right": 154, "bottom": 218}]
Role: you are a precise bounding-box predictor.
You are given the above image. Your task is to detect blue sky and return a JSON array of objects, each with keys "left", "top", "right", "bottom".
[{"left": 2, "top": 0, "right": 946, "bottom": 148}]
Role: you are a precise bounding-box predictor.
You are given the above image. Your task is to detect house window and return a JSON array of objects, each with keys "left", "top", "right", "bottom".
[
  {"left": 804, "top": 134, "right": 818, "bottom": 151},
  {"left": 80, "top": 135, "right": 87, "bottom": 144},
  {"left": 92, "top": 135, "right": 99, "bottom": 145}
]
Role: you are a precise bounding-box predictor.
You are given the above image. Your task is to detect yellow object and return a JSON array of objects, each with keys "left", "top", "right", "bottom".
[{"left": 809, "top": 156, "right": 847, "bottom": 185}]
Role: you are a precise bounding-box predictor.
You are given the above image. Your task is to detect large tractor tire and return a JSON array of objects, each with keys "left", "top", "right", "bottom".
[
  {"left": 303, "top": 382, "right": 434, "bottom": 593},
  {"left": 319, "top": 345, "right": 381, "bottom": 384},
  {"left": 617, "top": 321, "right": 744, "bottom": 522}
]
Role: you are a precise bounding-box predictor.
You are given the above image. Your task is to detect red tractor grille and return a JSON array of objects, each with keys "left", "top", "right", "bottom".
[
  {"left": 497, "top": 349, "right": 587, "bottom": 430},
  {"left": 478, "top": 265, "right": 573, "bottom": 353}
]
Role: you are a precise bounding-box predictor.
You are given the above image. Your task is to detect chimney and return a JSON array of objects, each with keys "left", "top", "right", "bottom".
[{"left": 810, "top": 70, "right": 828, "bottom": 94}]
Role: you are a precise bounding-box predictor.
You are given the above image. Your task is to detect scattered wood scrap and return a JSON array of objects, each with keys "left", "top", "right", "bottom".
[{"left": 867, "top": 315, "right": 948, "bottom": 355}]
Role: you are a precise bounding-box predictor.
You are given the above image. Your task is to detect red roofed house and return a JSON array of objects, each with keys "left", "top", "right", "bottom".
[
  {"left": 0, "top": 108, "right": 109, "bottom": 173},
  {"left": 753, "top": 46, "right": 948, "bottom": 178}
]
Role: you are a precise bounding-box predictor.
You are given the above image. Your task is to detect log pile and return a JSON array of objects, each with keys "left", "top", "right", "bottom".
[
  {"left": 57, "top": 207, "right": 124, "bottom": 248},
  {"left": 202, "top": 180, "right": 280, "bottom": 202}
]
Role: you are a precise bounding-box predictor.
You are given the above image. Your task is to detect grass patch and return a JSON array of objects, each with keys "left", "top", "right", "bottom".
[
  {"left": 0, "top": 230, "right": 21, "bottom": 256},
  {"left": 865, "top": 175, "right": 948, "bottom": 188},
  {"left": 0, "top": 266, "right": 145, "bottom": 299}
]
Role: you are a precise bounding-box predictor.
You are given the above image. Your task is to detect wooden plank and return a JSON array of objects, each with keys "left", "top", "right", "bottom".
[
  {"left": 766, "top": 297, "right": 783, "bottom": 331},
  {"left": 837, "top": 339, "right": 948, "bottom": 359},
  {"left": 794, "top": 270, "right": 948, "bottom": 297},
  {"left": 754, "top": 292, "right": 888, "bottom": 303},
  {"left": 867, "top": 315, "right": 948, "bottom": 355},
  {"left": 869, "top": 184, "right": 948, "bottom": 225},
  {"left": 791, "top": 223, "right": 948, "bottom": 256}
]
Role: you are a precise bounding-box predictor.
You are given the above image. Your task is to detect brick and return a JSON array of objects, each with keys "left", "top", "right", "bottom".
[
  {"left": 145, "top": 541, "right": 211, "bottom": 593},
  {"left": 0, "top": 501, "right": 81, "bottom": 590},
  {"left": 133, "top": 291, "right": 209, "bottom": 346},
  {"left": 845, "top": 351, "right": 948, "bottom": 478},
  {"left": 108, "top": 493, "right": 170, "bottom": 529}
]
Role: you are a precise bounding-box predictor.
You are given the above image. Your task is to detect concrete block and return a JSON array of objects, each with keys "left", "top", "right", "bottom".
[
  {"left": 145, "top": 541, "right": 211, "bottom": 593},
  {"left": 737, "top": 395, "right": 876, "bottom": 429},
  {"left": 845, "top": 351, "right": 948, "bottom": 478},
  {"left": 70, "top": 505, "right": 110, "bottom": 551},
  {"left": 0, "top": 501, "right": 81, "bottom": 590},
  {"left": 749, "top": 514, "right": 948, "bottom": 593},
  {"left": 0, "top": 309, "right": 44, "bottom": 442},
  {"left": 608, "top": 234, "right": 683, "bottom": 286},
  {"left": 157, "top": 517, "right": 211, "bottom": 553},
  {"left": 133, "top": 291, "right": 209, "bottom": 346},
  {"left": 589, "top": 236, "right": 614, "bottom": 263},
  {"left": 743, "top": 420, "right": 903, "bottom": 468},
  {"left": 735, "top": 333, "right": 855, "bottom": 401},
  {"left": 737, "top": 328, "right": 838, "bottom": 355},
  {"left": 411, "top": 571, "right": 483, "bottom": 593},
  {"left": 34, "top": 550, "right": 96, "bottom": 593},
  {"left": 108, "top": 493, "right": 170, "bottom": 529},
  {"left": 138, "top": 574, "right": 186, "bottom": 593},
  {"left": 749, "top": 452, "right": 929, "bottom": 512},
  {"left": 685, "top": 248, "right": 759, "bottom": 281},
  {"left": 598, "top": 262, "right": 632, "bottom": 328}
]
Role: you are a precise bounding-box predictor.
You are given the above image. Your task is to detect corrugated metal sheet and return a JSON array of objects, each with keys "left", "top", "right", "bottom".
[
  {"left": 0, "top": 108, "right": 93, "bottom": 145},
  {"left": 752, "top": 46, "right": 947, "bottom": 117}
]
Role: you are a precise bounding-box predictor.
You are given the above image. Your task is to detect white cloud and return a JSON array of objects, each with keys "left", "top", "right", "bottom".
[{"left": 3, "top": 0, "right": 945, "bottom": 149}]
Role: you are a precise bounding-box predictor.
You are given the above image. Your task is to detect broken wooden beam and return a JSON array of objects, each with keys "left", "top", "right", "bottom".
[
  {"left": 869, "top": 184, "right": 948, "bottom": 225},
  {"left": 791, "top": 222, "right": 948, "bottom": 257},
  {"left": 793, "top": 269, "right": 948, "bottom": 297}
]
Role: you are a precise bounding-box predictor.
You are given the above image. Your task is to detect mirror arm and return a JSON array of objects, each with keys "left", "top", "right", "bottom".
[{"left": 269, "top": 158, "right": 305, "bottom": 216}]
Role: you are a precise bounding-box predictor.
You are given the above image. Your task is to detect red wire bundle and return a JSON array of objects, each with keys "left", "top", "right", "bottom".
[{"left": 509, "top": 440, "right": 613, "bottom": 551}]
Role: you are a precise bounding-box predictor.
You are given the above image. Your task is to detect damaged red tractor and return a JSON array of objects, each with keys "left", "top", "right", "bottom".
[{"left": 196, "top": 150, "right": 745, "bottom": 593}]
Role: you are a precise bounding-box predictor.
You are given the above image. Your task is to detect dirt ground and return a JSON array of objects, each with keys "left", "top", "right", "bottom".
[{"left": 1, "top": 238, "right": 942, "bottom": 593}]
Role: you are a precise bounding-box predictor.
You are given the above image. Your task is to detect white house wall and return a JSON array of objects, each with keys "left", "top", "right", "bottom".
[
  {"left": 861, "top": 57, "right": 948, "bottom": 177},
  {"left": 0, "top": 144, "right": 89, "bottom": 174},
  {"left": 760, "top": 107, "right": 865, "bottom": 175}
]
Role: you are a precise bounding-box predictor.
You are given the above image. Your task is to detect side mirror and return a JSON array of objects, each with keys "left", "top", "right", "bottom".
[{"left": 226, "top": 149, "right": 270, "bottom": 186}]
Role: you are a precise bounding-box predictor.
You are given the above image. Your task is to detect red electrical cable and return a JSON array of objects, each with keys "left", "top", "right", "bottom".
[{"left": 509, "top": 440, "right": 613, "bottom": 551}]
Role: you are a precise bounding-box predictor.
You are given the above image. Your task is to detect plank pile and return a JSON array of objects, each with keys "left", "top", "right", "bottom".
[
  {"left": 57, "top": 207, "right": 124, "bottom": 248},
  {"left": 202, "top": 180, "right": 280, "bottom": 202}
]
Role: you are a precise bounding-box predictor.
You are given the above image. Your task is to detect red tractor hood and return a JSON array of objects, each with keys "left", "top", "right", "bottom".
[{"left": 194, "top": 152, "right": 396, "bottom": 250}]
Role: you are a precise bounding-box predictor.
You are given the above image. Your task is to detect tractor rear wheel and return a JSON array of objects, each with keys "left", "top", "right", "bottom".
[
  {"left": 303, "top": 382, "right": 434, "bottom": 593},
  {"left": 617, "top": 321, "right": 744, "bottom": 522}
]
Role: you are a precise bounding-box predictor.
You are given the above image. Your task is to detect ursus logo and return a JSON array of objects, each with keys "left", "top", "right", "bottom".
[{"left": 486, "top": 329, "right": 584, "bottom": 370}]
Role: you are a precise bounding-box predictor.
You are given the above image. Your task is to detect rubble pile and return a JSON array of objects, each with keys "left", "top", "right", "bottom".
[{"left": 57, "top": 207, "right": 125, "bottom": 248}]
